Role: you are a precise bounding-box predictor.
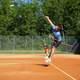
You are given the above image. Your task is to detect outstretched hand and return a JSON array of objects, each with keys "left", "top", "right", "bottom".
[{"left": 45, "top": 16, "right": 49, "bottom": 19}]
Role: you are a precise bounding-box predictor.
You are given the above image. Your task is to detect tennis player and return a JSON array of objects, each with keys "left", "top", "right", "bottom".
[{"left": 44, "top": 16, "right": 63, "bottom": 64}]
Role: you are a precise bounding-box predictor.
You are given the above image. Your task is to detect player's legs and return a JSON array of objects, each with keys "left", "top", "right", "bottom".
[
  {"left": 49, "top": 34, "right": 54, "bottom": 41},
  {"left": 48, "top": 41, "right": 62, "bottom": 62},
  {"left": 45, "top": 40, "right": 61, "bottom": 64},
  {"left": 45, "top": 35, "right": 55, "bottom": 64},
  {"left": 45, "top": 46, "right": 55, "bottom": 64},
  {"left": 46, "top": 46, "right": 55, "bottom": 64},
  {"left": 44, "top": 48, "right": 49, "bottom": 56},
  {"left": 48, "top": 41, "right": 62, "bottom": 58},
  {"left": 48, "top": 47, "right": 55, "bottom": 58}
]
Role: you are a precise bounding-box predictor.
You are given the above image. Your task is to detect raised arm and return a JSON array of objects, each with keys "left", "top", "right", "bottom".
[{"left": 45, "top": 16, "right": 56, "bottom": 29}]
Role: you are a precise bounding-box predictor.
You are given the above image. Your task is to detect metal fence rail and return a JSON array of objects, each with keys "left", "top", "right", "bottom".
[{"left": 0, "top": 35, "right": 79, "bottom": 54}]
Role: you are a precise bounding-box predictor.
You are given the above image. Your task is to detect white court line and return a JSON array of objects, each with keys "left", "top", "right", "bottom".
[
  {"left": 0, "top": 62, "right": 31, "bottom": 65},
  {"left": 0, "top": 63, "right": 22, "bottom": 65},
  {"left": 0, "top": 71, "right": 51, "bottom": 76},
  {"left": 51, "top": 63, "right": 76, "bottom": 80}
]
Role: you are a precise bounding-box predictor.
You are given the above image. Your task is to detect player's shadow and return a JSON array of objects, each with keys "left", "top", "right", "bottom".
[{"left": 35, "top": 64, "right": 49, "bottom": 67}]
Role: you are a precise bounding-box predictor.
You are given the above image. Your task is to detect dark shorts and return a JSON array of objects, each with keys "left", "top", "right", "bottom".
[{"left": 51, "top": 40, "right": 62, "bottom": 48}]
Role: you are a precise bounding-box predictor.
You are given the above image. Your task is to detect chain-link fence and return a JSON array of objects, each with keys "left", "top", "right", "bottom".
[{"left": 0, "top": 35, "right": 79, "bottom": 54}]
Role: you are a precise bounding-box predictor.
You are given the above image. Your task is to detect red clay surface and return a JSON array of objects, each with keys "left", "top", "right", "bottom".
[{"left": 0, "top": 54, "right": 80, "bottom": 80}]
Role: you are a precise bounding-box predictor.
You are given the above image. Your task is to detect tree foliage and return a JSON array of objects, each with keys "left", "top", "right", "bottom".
[{"left": 0, "top": 0, "right": 80, "bottom": 36}]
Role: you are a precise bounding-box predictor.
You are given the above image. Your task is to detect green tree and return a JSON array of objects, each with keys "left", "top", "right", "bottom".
[
  {"left": 0, "top": 0, "right": 80, "bottom": 36},
  {"left": 63, "top": 0, "right": 80, "bottom": 35},
  {"left": 43, "top": 0, "right": 80, "bottom": 36}
]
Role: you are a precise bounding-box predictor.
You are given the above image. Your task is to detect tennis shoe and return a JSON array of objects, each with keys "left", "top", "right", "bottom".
[{"left": 45, "top": 57, "right": 51, "bottom": 64}]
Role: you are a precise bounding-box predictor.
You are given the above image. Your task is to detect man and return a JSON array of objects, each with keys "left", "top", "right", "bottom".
[{"left": 44, "top": 16, "right": 63, "bottom": 64}]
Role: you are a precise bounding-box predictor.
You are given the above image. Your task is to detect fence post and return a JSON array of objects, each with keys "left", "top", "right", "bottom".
[
  {"left": 0, "top": 35, "right": 2, "bottom": 50},
  {"left": 32, "top": 36, "right": 33, "bottom": 53},
  {"left": 12, "top": 35, "right": 16, "bottom": 53}
]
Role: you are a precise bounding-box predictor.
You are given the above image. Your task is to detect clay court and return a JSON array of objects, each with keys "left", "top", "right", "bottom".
[{"left": 0, "top": 54, "right": 80, "bottom": 80}]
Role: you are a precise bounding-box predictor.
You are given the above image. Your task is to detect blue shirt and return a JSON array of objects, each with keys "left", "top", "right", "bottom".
[{"left": 51, "top": 23, "right": 62, "bottom": 41}]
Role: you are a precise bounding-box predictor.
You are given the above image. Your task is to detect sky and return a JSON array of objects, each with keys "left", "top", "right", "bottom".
[{"left": 24, "top": 0, "right": 32, "bottom": 3}]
